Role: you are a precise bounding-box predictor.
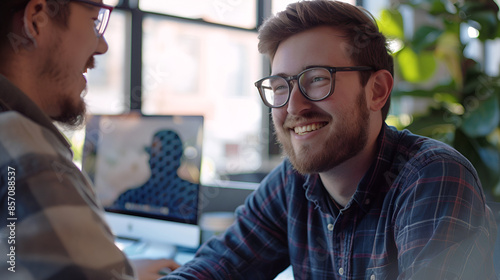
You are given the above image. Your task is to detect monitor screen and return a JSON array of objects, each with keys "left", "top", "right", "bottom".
[{"left": 82, "top": 114, "right": 203, "bottom": 254}]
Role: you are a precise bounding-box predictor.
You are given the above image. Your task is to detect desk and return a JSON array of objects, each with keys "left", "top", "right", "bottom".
[
  {"left": 121, "top": 239, "right": 294, "bottom": 279},
  {"left": 274, "top": 266, "right": 294, "bottom": 279},
  {"left": 174, "top": 251, "right": 294, "bottom": 279},
  {"left": 174, "top": 250, "right": 294, "bottom": 279}
]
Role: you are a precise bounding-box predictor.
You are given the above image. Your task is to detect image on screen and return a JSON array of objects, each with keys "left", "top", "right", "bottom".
[{"left": 82, "top": 114, "right": 203, "bottom": 225}]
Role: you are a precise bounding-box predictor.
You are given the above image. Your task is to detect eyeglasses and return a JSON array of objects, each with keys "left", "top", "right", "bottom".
[
  {"left": 70, "top": 0, "right": 114, "bottom": 37},
  {"left": 254, "top": 66, "right": 373, "bottom": 108}
]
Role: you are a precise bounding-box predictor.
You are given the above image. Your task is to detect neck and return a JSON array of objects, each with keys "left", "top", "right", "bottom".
[
  {"left": 319, "top": 122, "right": 382, "bottom": 207},
  {"left": 1, "top": 53, "right": 49, "bottom": 115}
]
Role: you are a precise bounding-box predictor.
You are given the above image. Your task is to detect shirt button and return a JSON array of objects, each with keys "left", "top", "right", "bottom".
[
  {"left": 327, "top": 223, "right": 334, "bottom": 231},
  {"left": 370, "top": 274, "right": 375, "bottom": 280},
  {"left": 339, "top": 267, "right": 344, "bottom": 275},
  {"left": 365, "top": 198, "right": 371, "bottom": 205}
]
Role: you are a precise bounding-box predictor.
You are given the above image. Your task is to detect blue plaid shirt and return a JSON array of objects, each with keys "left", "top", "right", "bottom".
[
  {"left": 166, "top": 124, "right": 498, "bottom": 280},
  {"left": 0, "top": 75, "right": 135, "bottom": 279}
]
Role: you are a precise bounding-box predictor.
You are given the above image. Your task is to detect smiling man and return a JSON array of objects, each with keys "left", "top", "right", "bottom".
[
  {"left": 0, "top": 1, "right": 177, "bottom": 279},
  {"left": 164, "top": 1, "right": 498, "bottom": 279}
]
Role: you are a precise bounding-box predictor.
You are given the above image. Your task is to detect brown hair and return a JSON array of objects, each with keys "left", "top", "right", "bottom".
[
  {"left": 0, "top": 0, "right": 70, "bottom": 56},
  {"left": 258, "top": 0, "right": 393, "bottom": 120}
]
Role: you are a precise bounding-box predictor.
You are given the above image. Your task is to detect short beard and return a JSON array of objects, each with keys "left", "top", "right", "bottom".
[
  {"left": 52, "top": 93, "right": 87, "bottom": 130},
  {"left": 48, "top": 55, "right": 94, "bottom": 130},
  {"left": 275, "top": 89, "right": 370, "bottom": 174}
]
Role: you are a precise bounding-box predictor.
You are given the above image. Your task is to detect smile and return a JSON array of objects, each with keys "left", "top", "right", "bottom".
[{"left": 293, "top": 122, "right": 326, "bottom": 135}]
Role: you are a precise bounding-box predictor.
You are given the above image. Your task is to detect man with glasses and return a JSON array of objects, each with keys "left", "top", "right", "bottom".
[
  {"left": 164, "top": 1, "right": 497, "bottom": 279},
  {"left": 0, "top": 0, "right": 178, "bottom": 279}
]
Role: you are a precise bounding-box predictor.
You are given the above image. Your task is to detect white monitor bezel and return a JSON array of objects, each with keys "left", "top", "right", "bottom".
[{"left": 105, "top": 212, "right": 201, "bottom": 250}]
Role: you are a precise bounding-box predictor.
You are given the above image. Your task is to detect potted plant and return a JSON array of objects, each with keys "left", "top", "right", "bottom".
[{"left": 378, "top": 0, "right": 500, "bottom": 199}]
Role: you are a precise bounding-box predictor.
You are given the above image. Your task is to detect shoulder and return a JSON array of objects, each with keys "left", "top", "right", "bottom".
[
  {"left": 259, "top": 158, "right": 307, "bottom": 194},
  {"left": 243, "top": 159, "right": 306, "bottom": 213},
  {"left": 0, "top": 111, "right": 63, "bottom": 160},
  {"left": 383, "top": 127, "right": 486, "bottom": 213},
  {"left": 386, "top": 126, "right": 478, "bottom": 181},
  {"left": 0, "top": 111, "right": 83, "bottom": 198},
  {"left": 384, "top": 129, "right": 490, "bottom": 230}
]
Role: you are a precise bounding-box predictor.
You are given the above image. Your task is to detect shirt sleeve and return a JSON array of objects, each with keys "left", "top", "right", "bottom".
[
  {"left": 0, "top": 113, "right": 135, "bottom": 280},
  {"left": 394, "top": 157, "right": 498, "bottom": 279},
  {"left": 164, "top": 164, "right": 291, "bottom": 279}
]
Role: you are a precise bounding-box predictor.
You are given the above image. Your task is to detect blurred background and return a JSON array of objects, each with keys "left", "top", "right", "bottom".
[{"left": 68, "top": 0, "right": 500, "bottom": 201}]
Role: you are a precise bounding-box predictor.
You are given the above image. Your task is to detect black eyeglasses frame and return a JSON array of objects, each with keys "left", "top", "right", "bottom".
[
  {"left": 254, "top": 66, "right": 374, "bottom": 108},
  {"left": 70, "top": 0, "right": 114, "bottom": 36}
]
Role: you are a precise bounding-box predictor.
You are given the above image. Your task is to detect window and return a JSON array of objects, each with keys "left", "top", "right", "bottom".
[
  {"left": 85, "top": 10, "right": 128, "bottom": 114},
  {"left": 273, "top": 0, "right": 356, "bottom": 14},
  {"left": 81, "top": 0, "right": 389, "bottom": 186},
  {"left": 140, "top": 0, "right": 257, "bottom": 29},
  {"left": 141, "top": 15, "right": 264, "bottom": 182}
]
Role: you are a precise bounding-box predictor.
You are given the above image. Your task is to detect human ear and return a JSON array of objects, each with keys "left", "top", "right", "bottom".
[
  {"left": 366, "top": 69, "right": 393, "bottom": 112},
  {"left": 22, "top": 0, "right": 50, "bottom": 48}
]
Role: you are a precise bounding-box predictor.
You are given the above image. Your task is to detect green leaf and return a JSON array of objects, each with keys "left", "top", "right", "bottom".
[
  {"left": 392, "top": 81, "right": 458, "bottom": 99},
  {"left": 405, "top": 109, "right": 457, "bottom": 144},
  {"left": 463, "top": 64, "right": 488, "bottom": 96},
  {"left": 407, "top": 0, "right": 433, "bottom": 5},
  {"left": 412, "top": 25, "right": 444, "bottom": 52},
  {"left": 461, "top": 95, "right": 500, "bottom": 137},
  {"left": 493, "top": 179, "right": 500, "bottom": 199},
  {"left": 460, "top": 2, "right": 489, "bottom": 14},
  {"left": 461, "top": 1, "right": 499, "bottom": 16},
  {"left": 377, "top": 9, "right": 404, "bottom": 39},
  {"left": 468, "top": 11, "right": 499, "bottom": 40},
  {"left": 429, "top": 0, "right": 449, "bottom": 14},
  {"left": 392, "top": 88, "right": 437, "bottom": 98},
  {"left": 435, "top": 32, "right": 462, "bottom": 87},
  {"left": 407, "top": 0, "right": 441, "bottom": 10},
  {"left": 476, "top": 143, "right": 500, "bottom": 173},
  {"left": 434, "top": 92, "right": 460, "bottom": 104},
  {"left": 397, "top": 47, "right": 437, "bottom": 82},
  {"left": 454, "top": 129, "right": 500, "bottom": 191}
]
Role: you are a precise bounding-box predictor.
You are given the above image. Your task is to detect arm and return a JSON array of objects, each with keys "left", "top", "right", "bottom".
[
  {"left": 0, "top": 114, "right": 135, "bottom": 279},
  {"left": 164, "top": 165, "right": 292, "bottom": 279},
  {"left": 130, "top": 258, "right": 180, "bottom": 280},
  {"left": 395, "top": 159, "right": 497, "bottom": 279}
]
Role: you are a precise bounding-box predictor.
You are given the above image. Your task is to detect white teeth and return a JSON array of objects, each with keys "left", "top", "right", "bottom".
[{"left": 294, "top": 123, "right": 326, "bottom": 135}]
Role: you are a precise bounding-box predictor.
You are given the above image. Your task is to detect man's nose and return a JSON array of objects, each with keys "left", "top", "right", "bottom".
[
  {"left": 286, "top": 80, "right": 311, "bottom": 115},
  {"left": 95, "top": 35, "right": 109, "bottom": 55}
]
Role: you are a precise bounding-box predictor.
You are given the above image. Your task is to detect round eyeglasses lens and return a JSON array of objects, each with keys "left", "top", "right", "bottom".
[
  {"left": 96, "top": 9, "right": 110, "bottom": 35},
  {"left": 259, "top": 76, "right": 289, "bottom": 107},
  {"left": 298, "top": 68, "right": 333, "bottom": 100}
]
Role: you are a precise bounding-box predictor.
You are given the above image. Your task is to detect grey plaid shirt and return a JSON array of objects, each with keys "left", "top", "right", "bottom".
[{"left": 0, "top": 75, "right": 135, "bottom": 279}]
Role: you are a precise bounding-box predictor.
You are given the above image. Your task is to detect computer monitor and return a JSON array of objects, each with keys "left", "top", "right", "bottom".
[{"left": 82, "top": 114, "right": 203, "bottom": 258}]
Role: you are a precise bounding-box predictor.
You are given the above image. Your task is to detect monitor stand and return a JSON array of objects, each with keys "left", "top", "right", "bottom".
[{"left": 115, "top": 236, "right": 177, "bottom": 260}]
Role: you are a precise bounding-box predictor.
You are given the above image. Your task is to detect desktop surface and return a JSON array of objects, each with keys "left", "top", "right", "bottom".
[{"left": 118, "top": 235, "right": 294, "bottom": 279}]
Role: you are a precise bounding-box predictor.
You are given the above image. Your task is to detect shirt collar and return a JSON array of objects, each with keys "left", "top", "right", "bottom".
[
  {"left": 0, "top": 74, "right": 71, "bottom": 149},
  {"left": 302, "top": 124, "right": 397, "bottom": 215},
  {"left": 303, "top": 173, "right": 323, "bottom": 210},
  {"left": 352, "top": 124, "right": 398, "bottom": 213}
]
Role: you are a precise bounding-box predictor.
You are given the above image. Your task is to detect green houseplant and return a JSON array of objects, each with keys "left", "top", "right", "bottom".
[{"left": 377, "top": 0, "right": 500, "bottom": 199}]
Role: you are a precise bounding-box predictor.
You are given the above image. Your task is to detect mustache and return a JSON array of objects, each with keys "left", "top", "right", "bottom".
[
  {"left": 85, "top": 56, "right": 95, "bottom": 70},
  {"left": 283, "top": 111, "right": 329, "bottom": 128}
]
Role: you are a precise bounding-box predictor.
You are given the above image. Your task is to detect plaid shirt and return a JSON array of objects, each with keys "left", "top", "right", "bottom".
[
  {"left": 0, "top": 75, "right": 135, "bottom": 279},
  {"left": 166, "top": 124, "right": 498, "bottom": 280}
]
